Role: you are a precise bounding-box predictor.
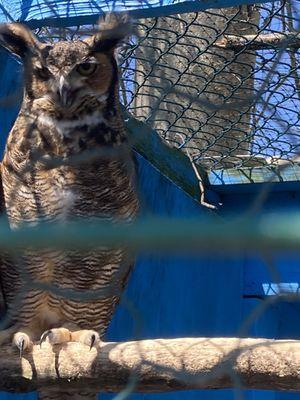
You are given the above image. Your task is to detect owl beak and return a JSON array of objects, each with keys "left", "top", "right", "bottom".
[{"left": 58, "top": 75, "right": 74, "bottom": 107}]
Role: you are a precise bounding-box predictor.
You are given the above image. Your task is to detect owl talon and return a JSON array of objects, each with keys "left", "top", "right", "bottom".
[
  {"left": 89, "top": 334, "right": 96, "bottom": 350},
  {"left": 16, "top": 338, "right": 25, "bottom": 358},
  {"left": 13, "top": 332, "right": 32, "bottom": 355},
  {"left": 40, "top": 327, "right": 72, "bottom": 346},
  {"left": 40, "top": 329, "right": 52, "bottom": 348},
  {"left": 70, "top": 329, "right": 101, "bottom": 349}
]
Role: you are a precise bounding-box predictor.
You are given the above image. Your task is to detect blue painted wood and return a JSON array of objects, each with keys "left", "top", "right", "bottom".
[
  {"left": 0, "top": 392, "right": 37, "bottom": 400},
  {"left": 244, "top": 253, "right": 300, "bottom": 297},
  {"left": 221, "top": 189, "right": 300, "bottom": 400},
  {"left": 125, "top": 111, "right": 220, "bottom": 209},
  {"left": 219, "top": 186, "right": 300, "bottom": 215},
  {"left": 0, "top": 394, "right": 37, "bottom": 400},
  {"left": 246, "top": 299, "right": 300, "bottom": 340},
  {"left": 0, "top": 0, "right": 276, "bottom": 27},
  {"left": 102, "top": 153, "right": 244, "bottom": 400},
  {"left": 0, "top": 49, "right": 23, "bottom": 155},
  {"left": 108, "top": 153, "right": 244, "bottom": 338},
  {"left": 212, "top": 181, "right": 300, "bottom": 196}
]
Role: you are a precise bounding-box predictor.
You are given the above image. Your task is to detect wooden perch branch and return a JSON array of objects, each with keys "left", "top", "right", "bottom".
[
  {"left": 0, "top": 337, "right": 300, "bottom": 393},
  {"left": 215, "top": 32, "right": 300, "bottom": 50}
]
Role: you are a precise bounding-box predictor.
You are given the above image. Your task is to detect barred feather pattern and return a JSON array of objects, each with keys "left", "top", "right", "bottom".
[
  {"left": 1, "top": 108, "right": 139, "bottom": 399},
  {"left": 1, "top": 106, "right": 139, "bottom": 330}
]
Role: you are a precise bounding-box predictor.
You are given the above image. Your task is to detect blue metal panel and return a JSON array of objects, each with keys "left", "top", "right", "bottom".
[{"left": 0, "top": 0, "right": 276, "bottom": 27}]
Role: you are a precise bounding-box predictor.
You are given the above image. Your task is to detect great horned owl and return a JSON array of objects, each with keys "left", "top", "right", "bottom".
[{"left": 0, "top": 13, "right": 139, "bottom": 399}]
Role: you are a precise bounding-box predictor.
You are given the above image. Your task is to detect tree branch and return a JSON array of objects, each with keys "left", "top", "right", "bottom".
[
  {"left": 215, "top": 32, "right": 300, "bottom": 50},
  {"left": 0, "top": 337, "right": 300, "bottom": 394}
]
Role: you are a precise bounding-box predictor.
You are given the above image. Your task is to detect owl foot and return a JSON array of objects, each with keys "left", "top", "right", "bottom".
[
  {"left": 71, "top": 329, "right": 101, "bottom": 350},
  {"left": 40, "top": 327, "right": 101, "bottom": 350},
  {"left": 12, "top": 332, "right": 33, "bottom": 358},
  {"left": 40, "top": 327, "right": 71, "bottom": 347}
]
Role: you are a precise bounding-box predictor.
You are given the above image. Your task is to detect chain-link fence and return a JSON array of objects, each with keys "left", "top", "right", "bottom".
[
  {"left": 0, "top": 2, "right": 299, "bottom": 399},
  {"left": 35, "top": 1, "right": 300, "bottom": 171},
  {"left": 124, "top": 1, "right": 299, "bottom": 170}
]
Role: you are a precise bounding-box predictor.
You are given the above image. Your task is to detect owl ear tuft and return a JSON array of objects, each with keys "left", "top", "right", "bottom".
[
  {"left": 0, "top": 23, "right": 42, "bottom": 58},
  {"left": 88, "top": 12, "right": 133, "bottom": 54}
]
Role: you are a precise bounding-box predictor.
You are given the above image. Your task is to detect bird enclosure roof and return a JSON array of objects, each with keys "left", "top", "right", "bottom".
[{"left": 0, "top": 0, "right": 273, "bottom": 27}]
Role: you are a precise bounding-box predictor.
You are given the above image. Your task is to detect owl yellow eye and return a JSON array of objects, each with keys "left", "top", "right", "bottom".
[{"left": 76, "top": 62, "right": 98, "bottom": 76}]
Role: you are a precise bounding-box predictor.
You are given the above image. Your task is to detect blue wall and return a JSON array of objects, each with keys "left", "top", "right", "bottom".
[
  {"left": 0, "top": 49, "right": 22, "bottom": 155},
  {"left": 0, "top": 50, "right": 299, "bottom": 400}
]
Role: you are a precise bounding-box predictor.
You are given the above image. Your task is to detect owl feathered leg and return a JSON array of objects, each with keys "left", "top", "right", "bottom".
[
  {"left": 11, "top": 324, "right": 43, "bottom": 356},
  {"left": 13, "top": 330, "right": 33, "bottom": 356},
  {"left": 38, "top": 324, "right": 100, "bottom": 400},
  {"left": 0, "top": 326, "right": 35, "bottom": 358}
]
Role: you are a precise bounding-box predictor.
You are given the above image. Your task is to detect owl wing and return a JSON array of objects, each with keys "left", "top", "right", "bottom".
[{"left": 0, "top": 162, "right": 6, "bottom": 319}]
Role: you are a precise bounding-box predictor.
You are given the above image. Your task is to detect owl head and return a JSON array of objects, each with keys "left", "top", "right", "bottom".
[{"left": 0, "top": 13, "right": 131, "bottom": 115}]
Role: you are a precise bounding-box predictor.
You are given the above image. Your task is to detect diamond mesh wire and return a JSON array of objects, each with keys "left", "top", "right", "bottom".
[
  {"left": 37, "top": 0, "right": 299, "bottom": 171},
  {"left": 123, "top": 1, "right": 300, "bottom": 170},
  {"left": 0, "top": 4, "right": 299, "bottom": 395}
]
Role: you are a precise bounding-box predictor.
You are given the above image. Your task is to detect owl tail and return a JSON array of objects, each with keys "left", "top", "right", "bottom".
[{"left": 38, "top": 390, "right": 97, "bottom": 399}]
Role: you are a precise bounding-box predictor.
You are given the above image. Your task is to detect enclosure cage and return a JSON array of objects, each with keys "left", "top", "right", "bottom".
[
  {"left": 0, "top": 0, "right": 299, "bottom": 400},
  {"left": 0, "top": 0, "right": 299, "bottom": 187}
]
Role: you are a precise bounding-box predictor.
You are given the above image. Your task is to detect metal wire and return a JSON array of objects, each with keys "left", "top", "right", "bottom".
[
  {"left": 36, "top": 1, "right": 300, "bottom": 171},
  {"left": 118, "top": 1, "right": 299, "bottom": 170},
  {"left": 0, "top": 2, "right": 299, "bottom": 399}
]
